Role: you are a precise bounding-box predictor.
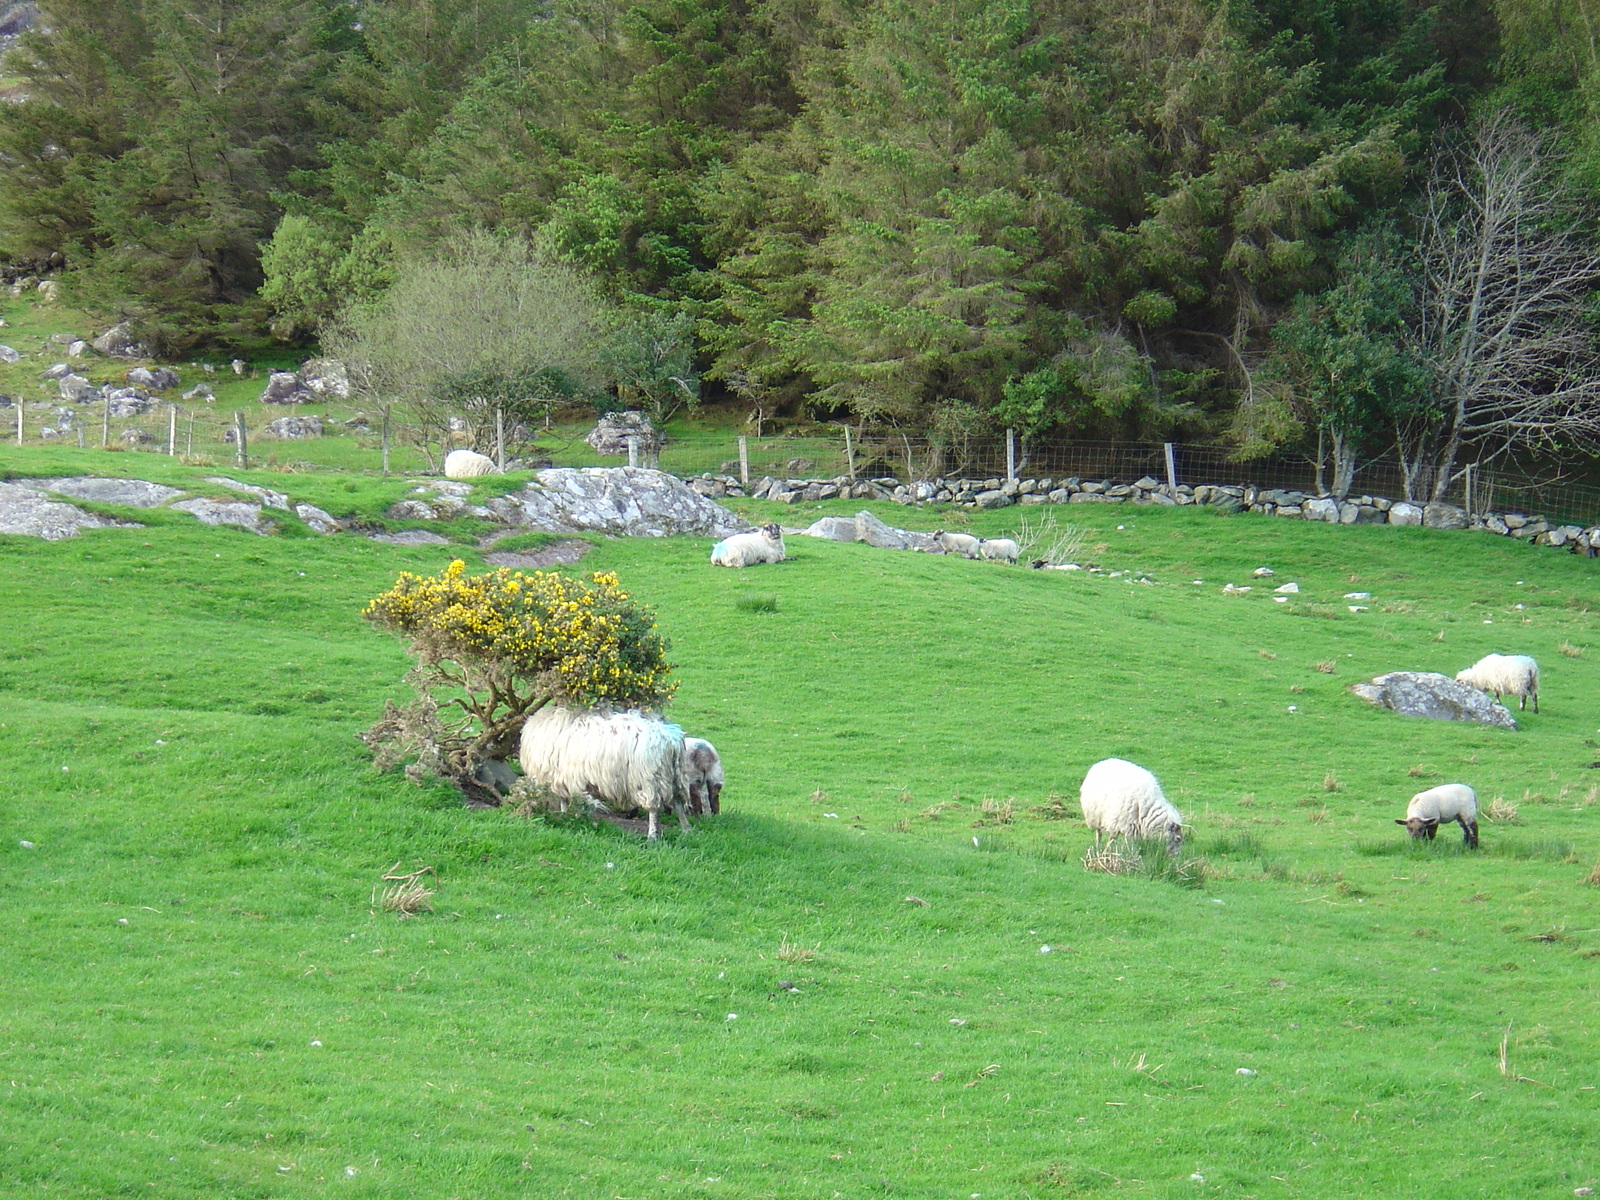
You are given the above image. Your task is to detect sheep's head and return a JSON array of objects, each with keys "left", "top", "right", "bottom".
[
  {"left": 1454, "top": 669, "right": 1471, "bottom": 683},
  {"left": 760, "top": 522, "right": 782, "bottom": 540},
  {"left": 1165, "top": 823, "right": 1183, "bottom": 854},
  {"left": 1395, "top": 816, "right": 1440, "bottom": 838}
]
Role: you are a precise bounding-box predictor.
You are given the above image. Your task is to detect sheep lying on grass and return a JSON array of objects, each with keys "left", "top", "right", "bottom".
[
  {"left": 933, "top": 530, "right": 982, "bottom": 558},
  {"left": 1079, "top": 758, "right": 1184, "bottom": 853},
  {"left": 683, "top": 737, "right": 724, "bottom": 815},
  {"left": 711, "top": 523, "right": 786, "bottom": 568},
  {"left": 519, "top": 706, "right": 690, "bottom": 840},
  {"left": 1395, "top": 783, "right": 1479, "bottom": 847},
  {"left": 443, "top": 449, "right": 498, "bottom": 479},
  {"left": 979, "top": 537, "right": 1019, "bottom": 564},
  {"left": 1456, "top": 654, "right": 1539, "bottom": 712}
]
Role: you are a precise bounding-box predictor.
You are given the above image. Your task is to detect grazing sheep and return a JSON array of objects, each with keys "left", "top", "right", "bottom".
[
  {"left": 1455, "top": 653, "right": 1539, "bottom": 712},
  {"left": 979, "top": 537, "right": 1019, "bottom": 564},
  {"left": 710, "top": 522, "right": 786, "bottom": 568},
  {"left": 443, "top": 449, "right": 499, "bottom": 479},
  {"left": 1079, "top": 758, "right": 1184, "bottom": 854},
  {"left": 683, "top": 737, "right": 724, "bottom": 815},
  {"left": 1395, "top": 783, "right": 1478, "bottom": 847},
  {"left": 933, "top": 529, "right": 982, "bottom": 559},
  {"left": 518, "top": 705, "right": 690, "bottom": 840}
]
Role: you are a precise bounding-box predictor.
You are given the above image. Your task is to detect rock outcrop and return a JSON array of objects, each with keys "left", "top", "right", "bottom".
[{"left": 1349, "top": 671, "right": 1518, "bottom": 729}]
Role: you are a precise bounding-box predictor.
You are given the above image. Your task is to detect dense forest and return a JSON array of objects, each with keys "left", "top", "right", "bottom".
[{"left": 3, "top": 0, "right": 1600, "bottom": 496}]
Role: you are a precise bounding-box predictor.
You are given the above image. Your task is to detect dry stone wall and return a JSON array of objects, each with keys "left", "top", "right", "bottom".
[{"left": 677, "top": 470, "right": 1600, "bottom": 558}]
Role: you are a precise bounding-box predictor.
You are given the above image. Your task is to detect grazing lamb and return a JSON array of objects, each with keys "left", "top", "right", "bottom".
[
  {"left": 1455, "top": 653, "right": 1539, "bottom": 712},
  {"left": 710, "top": 522, "right": 786, "bottom": 568},
  {"left": 683, "top": 737, "right": 724, "bottom": 815},
  {"left": 1395, "top": 783, "right": 1478, "bottom": 847},
  {"left": 979, "top": 537, "right": 1019, "bottom": 564},
  {"left": 933, "top": 529, "right": 982, "bottom": 559},
  {"left": 518, "top": 705, "right": 690, "bottom": 840},
  {"left": 1079, "top": 758, "right": 1184, "bottom": 853},
  {"left": 443, "top": 448, "right": 498, "bottom": 479}
]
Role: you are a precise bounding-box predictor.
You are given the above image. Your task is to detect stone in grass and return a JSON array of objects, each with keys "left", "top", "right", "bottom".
[{"left": 1348, "top": 671, "right": 1518, "bottom": 729}]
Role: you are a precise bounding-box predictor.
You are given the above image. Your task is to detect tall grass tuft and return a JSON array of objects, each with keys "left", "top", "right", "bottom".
[{"left": 734, "top": 592, "right": 779, "bottom": 613}]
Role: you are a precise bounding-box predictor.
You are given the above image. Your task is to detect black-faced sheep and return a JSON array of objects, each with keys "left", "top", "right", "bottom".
[
  {"left": 710, "top": 523, "right": 786, "bottom": 568},
  {"left": 1395, "top": 783, "right": 1478, "bottom": 847},
  {"left": 1079, "top": 757, "right": 1184, "bottom": 853},
  {"left": 683, "top": 737, "right": 724, "bottom": 815},
  {"left": 1455, "top": 654, "right": 1539, "bottom": 712},
  {"left": 518, "top": 706, "right": 690, "bottom": 840}
]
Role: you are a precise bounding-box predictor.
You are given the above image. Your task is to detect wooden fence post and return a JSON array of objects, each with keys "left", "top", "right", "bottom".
[
  {"left": 495, "top": 405, "right": 505, "bottom": 471},
  {"left": 233, "top": 411, "right": 247, "bottom": 467},
  {"left": 1463, "top": 463, "right": 1475, "bottom": 518},
  {"left": 186, "top": 412, "right": 194, "bottom": 456},
  {"left": 1005, "top": 428, "right": 1016, "bottom": 481},
  {"left": 101, "top": 396, "right": 110, "bottom": 448},
  {"left": 1164, "top": 442, "right": 1179, "bottom": 498},
  {"left": 627, "top": 435, "right": 639, "bottom": 467},
  {"left": 844, "top": 425, "right": 856, "bottom": 480},
  {"left": 381, "top": 406, "right": 391, "bottom": 476},
  {"left": 168, "top": 404, "right": 178, "bottom": 455},
  {"left": 738, "top": 435, "right": 749, "bottom": 485},
  {"left": 14, "top": 403, "right": 21, "bottom": 446}
]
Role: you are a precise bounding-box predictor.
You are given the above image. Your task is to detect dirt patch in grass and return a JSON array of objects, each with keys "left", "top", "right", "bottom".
[{"left": 482, "top": 539, "right": 593, "bottom": 569}]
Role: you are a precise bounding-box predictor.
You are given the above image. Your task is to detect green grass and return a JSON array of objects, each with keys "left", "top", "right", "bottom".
[{"left": 3, "top": 449, "right": 1600, "bottom": 1197}]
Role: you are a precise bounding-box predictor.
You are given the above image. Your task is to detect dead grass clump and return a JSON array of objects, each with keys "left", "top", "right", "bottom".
[
  {"left": 975, "top": 797, "right": 1015, "bottom": 826},
  {"left": 1315, "top": 659, "right": 1337, "bottom": 674},
  {"left": 1322, "top": 771, "right": 1342, "bottom": 793},
  {"left": 1558, "top": 640, "right": 1586, "bottom": 658},
  {"left": 1407, "top": 763, "right": 1427, "bottom": 778},
  {"left": 375, "top": 862, "right": 437, "bottom": 917},
  {"left": 1031, "top": 794, "right": 1076, "bottom": 821},
  {"left": 777, "top": 934, "right": 819, "bottom": 964},
  {"left": 1258, "top": 649, "right": 1277, "bottom": 659},
  {"left": 1016, "top": 511, "right": 1087, "bottom": 566},
  {"left": 921, "top": 801, "right": 962, "bottom": 819},
  {"left": 1484, "top": 795, "right": 1521, "bottom": 824},
  {"left": 1307, "top": 807, "right": 1328, "bottom": 824},
  {"left": 1583, "top": 862, "right": 1600, "bottom": 887},
  {"left": 809, "top": 787, "right": 830, "bottom": 805},
  {"left": 1081, "top": 841, "right": 1208, "bottom": 887}
]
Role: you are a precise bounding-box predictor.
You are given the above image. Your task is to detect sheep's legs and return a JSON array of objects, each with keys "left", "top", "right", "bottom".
[
  {"left": 1461, "top": 817, "right": 1479, "bottom": 848},
  {"left": 646, "top": 809, "right": 660, "bottom": 841},
  {"left": 673, "top": 798, "right": 692, "bottom": 834}
]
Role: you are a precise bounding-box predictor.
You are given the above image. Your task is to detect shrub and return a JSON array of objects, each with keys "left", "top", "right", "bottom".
[{"left": 362, "top": 560, "right": 673, "bottom": 785}]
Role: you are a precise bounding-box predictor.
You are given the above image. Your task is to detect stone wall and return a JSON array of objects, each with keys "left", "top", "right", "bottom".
[{"left": 679, "top": 471, "right": 1600, "bottom": 557}]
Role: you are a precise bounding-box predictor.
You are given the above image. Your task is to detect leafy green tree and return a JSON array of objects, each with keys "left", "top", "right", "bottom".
[
  {"left": 597, "top": 309, "right": 702, "bottom": 426},
  {"left": 1258, "top": 224, "right": 1430, "bottom": 498}
]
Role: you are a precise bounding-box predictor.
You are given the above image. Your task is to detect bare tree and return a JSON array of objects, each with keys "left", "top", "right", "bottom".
[
  {"left": 325, "top": 229, "right": 610, "bottom": 464},
  {"left": 1404, "top": 109, "right": 1600, "bottom": 502}
]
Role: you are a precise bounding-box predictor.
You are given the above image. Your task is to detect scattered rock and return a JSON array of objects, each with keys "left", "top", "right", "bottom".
[
  {"left": 501, "top": 467, "right": 746, "bottom": 537},
  {"left": 21, "top": 477, "right": 183, "bottom": 508},
  {"left": 126, "top": 366, "right": 179, "bottom": 390},
  {"left": 262, "top": 415, "right": 323, "bottom": 440},
  {"left": 586, "top": 411, "right": 663, "bottom": 457},
  {"left": 204, "top": 477, "right": 290, "bottom": 510},
  {"left": 295, "top": 504, "right": 341, "bottom": 534},
  {"left": 0, "top": 345, "right": 18, "bottom": 363},
  {"left": 91, "top": 323, "right": 149, "bottom": 359},
  {"left": 1348, "top": 671, "right": 1518, "bottom": 729},
  {"left": 0, "top": 480, "right": 141, "bottom": 540},
  {"left": 170, "top": 498, "right": 276, "bottom": 535}
]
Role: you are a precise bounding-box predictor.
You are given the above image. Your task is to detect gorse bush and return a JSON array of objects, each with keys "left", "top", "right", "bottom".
[{"left": 362, "top": 560, "right": 673, "bottom": 782}]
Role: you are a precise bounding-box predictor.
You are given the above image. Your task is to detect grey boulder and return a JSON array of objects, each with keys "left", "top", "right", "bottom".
[{"left": 1348, "top": 671, "right": 1517, "bottom": 729}]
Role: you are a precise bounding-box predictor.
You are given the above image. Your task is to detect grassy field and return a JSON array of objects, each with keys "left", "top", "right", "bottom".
[{"left": 3, "top": 448, "right": 1600, "bottom": 1198}]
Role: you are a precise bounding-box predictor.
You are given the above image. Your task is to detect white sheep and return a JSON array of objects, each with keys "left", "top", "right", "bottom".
[
  {"left": 518, "top": 705, "right": 690, "bottom": 840},
  {"left": 683, "top": 737, "right": 724, "bottom": 815},
  {"left": 979, "top": 537, "right": 1019, "bottom": 564},
  {"left": 710, "top": 522, "right": 786, "bottom": 568},
  {"left": 933, "top": 529, "right": 982, "bottom": 558},
  {"left": 1395, "top": 783, "right": 1478, "bottom": 847},
  {"left": 1079, "top": 758, "right": 1184, "bottom": 853},
  {"left": 443, "top": 449, "right": 499, "bottom": 479},
  {"left": 1455, "top": 653, "right": 1539, "bottom": 712}
]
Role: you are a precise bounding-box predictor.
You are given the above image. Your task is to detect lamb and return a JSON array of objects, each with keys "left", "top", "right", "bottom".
[
  {"left": 933, "top": 529, "right": 982, "bottom": 559},
  {"left": 683, "top": 737, "right": 724, "bottom": 815},
  {"left": 1079, "top": 758, "right": 1184, "bottom": 854},
  {"left": 710, "top": 522, "right": 786, "bottom": 568},
  {"left": 443, "top": 449, "right": 499, "bottom": 479},
  {"left": 979, "top": 537, "right": 1019, "bottom": 564},
  {"left": 1394, "top": 783, "right": 1478, "bottom": 847},
  {"left": 518, "top": 705, "right": 690, "bottom": 840},
  {"left": 1455, "top": 653, "right": 1539, "bottom": 712}
]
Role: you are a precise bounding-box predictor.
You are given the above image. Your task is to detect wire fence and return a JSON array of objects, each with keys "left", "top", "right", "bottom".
[{"left": 9, "top": 400, "right": 1600, "bottom": 529}]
